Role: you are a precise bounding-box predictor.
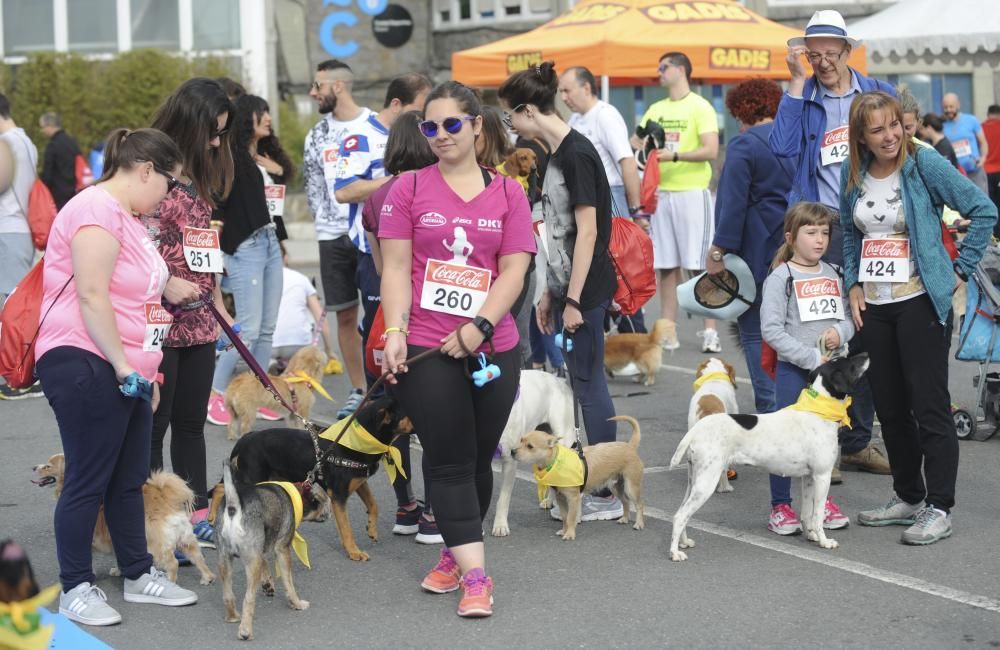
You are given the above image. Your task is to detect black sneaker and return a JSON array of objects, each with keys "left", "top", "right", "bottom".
[
  {"left": 415, "top": 513, "right": 444, "bottom": 545},
  {"left": 0, "top": 381, "right": 44, "bottom": 400},
  {"left": 393, "top": 501, "right": 423, "bottom": 535}
]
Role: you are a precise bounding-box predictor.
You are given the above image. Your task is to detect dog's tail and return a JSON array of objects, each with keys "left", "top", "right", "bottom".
[
  {"left": 222, "top": 460, "right": 241, "bottom": 517},
  {"left": 609, "top": 415, "right": 641, "bottom": 450},
  {"left": 147, "top": 471, "right": 197, "bottom": 514},
  {"left": 649, "top": 318, "right": 671, "bottom": 345},
  {"left": 670, "top": 430, "right": 696, "bottom": 469}
]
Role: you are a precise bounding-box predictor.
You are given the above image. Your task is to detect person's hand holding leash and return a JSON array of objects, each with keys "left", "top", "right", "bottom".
[
  {"left": 163, "top": 276, "right": 201, "bottom": 306},
  {"left": 849, "top": 285, "right": 866, "bottom": 330},
  {"left": 441, "top": 322, "right": 484, "bottom": 359},
  {"left": 382, "top": 331, "right": 408, "bottom": 385},
  {"left": 562, "top": 297, "right": 584, "bottom": 333}
]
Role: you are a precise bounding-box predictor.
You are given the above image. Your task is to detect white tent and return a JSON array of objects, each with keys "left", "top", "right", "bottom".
[{"left": 851, "top": 0, "right": 1000, "bottom": 57}]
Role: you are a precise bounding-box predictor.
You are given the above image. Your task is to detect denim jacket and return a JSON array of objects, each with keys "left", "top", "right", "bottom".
[{"left": 839, "top": 146, "right": 998, "bottom": 322}]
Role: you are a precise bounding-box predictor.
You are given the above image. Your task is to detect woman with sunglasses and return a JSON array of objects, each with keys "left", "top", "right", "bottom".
[
  {"left": 380, "top": 81, "right": 535, "bottom": 617},
  {"left": 147, "top": 78, "right": 235, "bottom": 540},
  {"left": 36, "top": 128, "right": 201, "bottom": 626},
  {"left": 498, "top": 62, "right": 621, "bottom": 520},
  {"left": 207, "top": 94, "right": 285, "bottom": 428}
]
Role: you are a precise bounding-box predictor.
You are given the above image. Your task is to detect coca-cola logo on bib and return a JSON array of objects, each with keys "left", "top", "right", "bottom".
[
  {"left": 419, "top": 212, "right": 447, "bottom": 227},
  {"left": 795, "top": 278, "right": 840, "bottom": 299},
  {"left": 823, "top": 127, "right": 849, "bottom": 147},
  {"left": 862, "top": 239, "right": 906, "bottom": 258},
  {"left": 183, "top": 229, "right": 219, "bottom": 248},
  {"left": 428, "top": 261, "right": 488, "bottom": 291},
  {"left": 145, "top": 303, "right": 173, "bottom": 324}
]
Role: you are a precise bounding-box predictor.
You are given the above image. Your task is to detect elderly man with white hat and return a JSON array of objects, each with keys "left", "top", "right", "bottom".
[{"left": 769, "top": 9, "right": 893, "bottom": 477}]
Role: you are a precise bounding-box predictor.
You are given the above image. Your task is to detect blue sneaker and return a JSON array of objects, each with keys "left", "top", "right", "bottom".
[
  {"left": 337, "top": 389, "right": 364, "bottom": 419},
  {"left": 192, "top": 520, "right": 216, "bottom": 549},
  {"left": 174, "top": 550, "right": 192, "bottom": 566}
]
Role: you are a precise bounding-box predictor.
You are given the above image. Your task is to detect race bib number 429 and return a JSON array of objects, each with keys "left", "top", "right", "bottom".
[
  {"left": 143, "top": 303, "right": 173, "bottom": 352},
  {"left": 182, "top": 227, "right": 223, "bottom": 273},
  {"left": 793, "top": 277, "right": 844, "bottom": 322},
  {"left": 859, "top": 238, "right": 909, "bottom": 282},
  {"left": 420, "top": 259, "right": 492, "bottom": 319}
]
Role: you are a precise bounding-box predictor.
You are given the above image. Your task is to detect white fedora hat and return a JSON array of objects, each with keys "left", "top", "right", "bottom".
[
  {"left": 677, "top": 254, "right": 756, "bottom": 321},
  {"left": 788, "top": 10, "right": 860, "bottom": 48}
]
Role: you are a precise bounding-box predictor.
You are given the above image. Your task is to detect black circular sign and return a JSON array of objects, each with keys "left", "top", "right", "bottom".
[{"left": 372, "top": 4, "right": 413, "bottom": 49}]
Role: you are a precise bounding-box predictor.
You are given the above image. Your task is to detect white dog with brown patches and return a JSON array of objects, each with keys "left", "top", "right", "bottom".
[{"left": 688, "top": 358, "right": 739, "bottom": 493}]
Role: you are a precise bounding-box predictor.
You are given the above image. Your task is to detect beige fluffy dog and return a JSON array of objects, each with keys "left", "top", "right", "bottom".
[
  {"left": 604, "top": 318, "right": 672, "bottom": 386},
  {"left": 32, "top": 453, "right": 215, "bottom": 585},
  {"left": 513, "top": 415, "right": 645, "bottom": 540},
  {"left": 225, "top": 346, "right": 329, "bottom": 439}
]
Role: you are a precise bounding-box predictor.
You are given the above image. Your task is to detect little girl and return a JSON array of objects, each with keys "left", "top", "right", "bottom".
[{"left": 760, "top": 202, "right": 854, "bottom": 535}]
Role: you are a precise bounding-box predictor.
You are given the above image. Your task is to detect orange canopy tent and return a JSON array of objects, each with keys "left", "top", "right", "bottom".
[{"left": 452, "top": 0, "right": 866, "bottom": 87}]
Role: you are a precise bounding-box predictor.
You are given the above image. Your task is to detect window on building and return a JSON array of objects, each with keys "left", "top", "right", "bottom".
[
  {"left": 2, "top": 0, "right": 54, "bottom": 56},
  {"left": 192, "top": 0, "right": 241, "bottom": 50},
  {"left": 435, "top": 0, "right": 553, "bottom": 28},
  {"left": 130, "top": 0, "right": 179, "bottom": 50},
  {"left": 890, "top": 73, "right": 973, "bottom": 118},
  {"left": 68, "top": 0, "right": 119, "bottom": 54}
]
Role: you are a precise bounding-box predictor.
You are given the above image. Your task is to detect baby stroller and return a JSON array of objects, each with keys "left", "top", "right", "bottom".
[{"left": 952, "top": 244, "right": 1000, "bottom": 441}]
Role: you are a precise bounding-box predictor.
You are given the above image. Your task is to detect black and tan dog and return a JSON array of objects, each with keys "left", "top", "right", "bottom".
[
  {"left": 217, "top": 460, "right": 329, "bottom": 641},
  {"left": 210, "top": 395, "right": 413, "bottom": 562}
]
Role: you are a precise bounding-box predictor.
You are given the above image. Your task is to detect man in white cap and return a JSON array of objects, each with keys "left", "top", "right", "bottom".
[{"left": 769, "top": 9, "right": 892, "bottom": 477}]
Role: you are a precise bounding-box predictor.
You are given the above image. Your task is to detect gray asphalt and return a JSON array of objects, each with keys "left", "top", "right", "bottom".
[{"left": 3, "top": 289, "right": 1000, "bottom": 649}]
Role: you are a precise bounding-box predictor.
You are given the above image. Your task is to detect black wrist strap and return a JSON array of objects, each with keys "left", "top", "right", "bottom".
[{"left": 564, "top": 296, "right": 582, "bottom": 310}]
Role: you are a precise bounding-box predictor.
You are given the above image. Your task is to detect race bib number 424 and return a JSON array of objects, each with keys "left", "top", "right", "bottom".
[
  {"left": 820, "top": 125, "right": 849, "bottom": 166},
  {"left": 793, "top": 277, "right": 844, "bottom": 322},
  {"left": 420, "top": 259, "right": 492, "bottom": 319},
  {"left": 859, "top": 238, "right": 910, "bottom": 282},
  {"left": 143, "top": 303, "right": 173, "bottom": 352},
  {"left": 182, "top": 227, "right": 223, "bottom": 273}
]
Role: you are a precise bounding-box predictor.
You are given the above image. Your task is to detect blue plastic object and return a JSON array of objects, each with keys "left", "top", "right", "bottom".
[
  {"left": 471, "top": 353, "right": 501, "bottom": 388},
  {"left": 555, "top": 333, "right": 574, "bottom": 352},
  {"left": 119, "top": 372, "right": 153, "bottom": 401},
  {"left": 218, "top": 322, "right": 242, "bottom": 351}
]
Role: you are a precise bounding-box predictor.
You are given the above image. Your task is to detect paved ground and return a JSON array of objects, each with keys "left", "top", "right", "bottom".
[{"left": 3, "top": 278, "right": 1000, "bottom": 649}]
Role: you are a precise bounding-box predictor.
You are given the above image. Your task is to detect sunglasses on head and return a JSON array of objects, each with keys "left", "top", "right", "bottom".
[
  {"left": 210, "top": 126, "right": 229, "bottom": 141},
  {"left": 154, "top": 167, "right": 180, "bottom": 193},
  {"left": 419, "top": 115, "right": 475, "bottom": 138}
]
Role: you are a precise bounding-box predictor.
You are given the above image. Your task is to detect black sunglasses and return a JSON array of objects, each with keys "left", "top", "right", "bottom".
[
  {"left": 419, "top": 115, "right": 475, "bottom": 138},
  {"left": 502, "top": 104, "right": 526, "bottom": 129},
  {"left": 210, "top": 126, "right": 229, "bottom": 140},
  {"left": 154, "top": 167, "right": 180, "bottom": 193}
]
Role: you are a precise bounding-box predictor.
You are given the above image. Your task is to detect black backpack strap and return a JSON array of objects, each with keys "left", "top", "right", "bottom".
[{"left": 480, "top": 165, "right": 491, "bottom": 187}]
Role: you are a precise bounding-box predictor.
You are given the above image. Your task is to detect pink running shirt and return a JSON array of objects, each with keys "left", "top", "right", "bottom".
[
  {"left": 36, "top": 186, "right": 170, "bottom": 380},
  {"left": 378, "top": 165, "right": 535, "bottom": 353}
]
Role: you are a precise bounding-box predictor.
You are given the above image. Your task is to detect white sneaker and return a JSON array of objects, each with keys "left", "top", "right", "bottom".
[
  {"left": 60, "top": 582, "right": 122, "bottom": 626},
  {"left": 123, "top": 567, "right": 198, "bottom": 606},
  {"left": 701, "top": 328, "right": 722, "bottom": 353}
]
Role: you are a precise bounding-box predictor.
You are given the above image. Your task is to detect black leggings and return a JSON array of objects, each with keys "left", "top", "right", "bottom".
[
  {"left": 150, "top": 342, "right": 216, "bottom": 509},
  {"left": 390, "top": 345, "right": 520, "bottom": 547}
]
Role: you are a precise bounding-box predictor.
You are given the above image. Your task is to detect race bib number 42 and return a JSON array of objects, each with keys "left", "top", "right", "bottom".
[
  {"left": 793, "top": 277, "right": 844, "bottom": 322},
  {"left": 143, "top": 303, "right": 173, "bottom": 352},
  {"left": 859, "top": 238, "right": 910, "bottom": 283},
  {"left": 420, "top": 259, "right": 492, "bottom": 319},
  {"left": 265, "top": 184, "right": 286, "bottom": 217},
  {"left": 182, "top": 227, "right": 223, "bottom": 273},
  {"left": 820, "top": 125, "right": 849, "bottom": 166}
]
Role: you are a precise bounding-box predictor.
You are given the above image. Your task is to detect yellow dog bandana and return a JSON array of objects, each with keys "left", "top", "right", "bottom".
[
  {"left": 533, "top": 445, "right": 586, "bottom": 502},
  {"left": 285, "top": 372, "right": 334, "bottom": 401},
  {"left": 786, "top": 388, "right": 852, "bottom": 427},
  {"left": 319, "top": 419, "right": 407, "bottom": 483},
  {"left": 258, "top": 481, "right": 311, "bottom": 574},
  {"left": 0, "top": 584, "right": 59, "bottom": 650},
  {"left": 692, "top": 371, "right": 734, "bottom": 392}
]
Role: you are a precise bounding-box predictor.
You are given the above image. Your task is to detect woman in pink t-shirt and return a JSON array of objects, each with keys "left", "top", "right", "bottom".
[
  {"left": 379, "top": 81, "right": 535, "bottom": 618},
  {"left": 35, "top": 128, "right": 200, "bottom": 625}
]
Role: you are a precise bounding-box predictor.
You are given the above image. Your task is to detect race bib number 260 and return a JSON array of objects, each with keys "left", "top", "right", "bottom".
[{"left": 420, "top": 259, "right": 492, "bottom": 319}]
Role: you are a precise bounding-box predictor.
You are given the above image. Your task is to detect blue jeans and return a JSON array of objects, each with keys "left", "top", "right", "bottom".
[
  {"left": 736, "top": 292, "right": 776, "bottom": 414},
  {"left": 554, "top": 301, "right": 616, "bottom": 445},
  {"left": 770, "top": 361, "right": 809, "bottom": 507},
  {"left": 609, "top": 184, "right": 628, "bottom": 217},
  {"left": 213, "top": 226, "right": 283, "bottom": 393},
  {"left": 529, "top": 306, "right": 564, "bottom": 369}
]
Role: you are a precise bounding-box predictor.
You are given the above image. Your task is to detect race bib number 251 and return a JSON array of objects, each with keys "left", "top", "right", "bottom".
[{"left": 182, "top": 227, "right": 223, "bottom": 273}]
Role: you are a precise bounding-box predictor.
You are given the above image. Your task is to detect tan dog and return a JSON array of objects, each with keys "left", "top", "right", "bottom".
[
  {"left": 497, "top": 147, "right": 537, "bottom": 187},
  {"left": 225, "top": 346, "right": 329, "bottom": 439},
  {"left": 32, "top": 453, "right": 215, "bottom": 585},
  {"left": 513, "top": 415, "right": 645, "bottom": 540},
  {"left": 604, "top": 318, "right": 672, "bottom": 386},
  {"left": 688, "top": 358, "right": 739, "bottom": 492}
]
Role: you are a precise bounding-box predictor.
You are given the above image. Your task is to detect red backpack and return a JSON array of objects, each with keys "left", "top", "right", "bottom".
[
  {"left": 639, "top": 149, "right": 660, "bottom": 215},
  {"left": 364, "top": 304, "right": 386, "bottom": 378},
  {"left": 608, "top": 217, "right": 656, "bottom": 316},
  {"left": 0, "top": 259, "right": 71, "bottom": 388},
  {"left": 74, "top": 154, "right": 94, "bottom": 191},
  {"left": 27, "top": 180, "right": 58, "bottom": 250}
]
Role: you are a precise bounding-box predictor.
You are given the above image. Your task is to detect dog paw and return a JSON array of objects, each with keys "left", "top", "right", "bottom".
[
  {"left": 617, "top": 516, "right": 630, "bottom": 525},
  {"left": 290, "top": 598, "right": 310, "bottom": 611},
  {"left": 348, "top": 549, "right": 370, "bottom": 562},
  {"left": 109, "top": 567, "right": 121, "bottom": 577},
  {"left": 716, "top": 485, "right": 734, "bottom": 493},
  {"left": 225, "top": 613, "right": 240, "bottom": 624},
  {"left": 262, "top": 581, "right": 275, "bottom": 597},
  {"left": 238, "top": 626, "right": 253, "bottom": 641},
  {"left": 539, "top": 498, "right": 553, "bottom": 509},
  {"left": 679, "top": 537, "right": 695, "bottom": 549},
  {"left": 818, "top": 538, "right": 839, "bottom": 549},
  {"left": 633, "top": 520, "right": 645, "bottom": 531},
  {"left": 200, "top": 573, "right": 216, "bottom": 586},
  {"left": 805, "top": 530, "right": 819, "bottom": 542},
  {"left": 559, "top": 531, "right": 576, "bottom": 541},
  {"left": 669, "top": 550, "right": 688, "bottom": 562},
  {"left": 491, "top": 523, "right": 510, "bottom": 537}
]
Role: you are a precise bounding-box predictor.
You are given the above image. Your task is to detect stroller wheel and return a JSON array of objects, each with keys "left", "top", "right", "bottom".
[{"left": 953, "top": 408, "right": 976, "bottom": 440}]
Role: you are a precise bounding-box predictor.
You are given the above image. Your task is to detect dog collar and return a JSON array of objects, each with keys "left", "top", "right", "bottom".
[
  {"left": 319, "top": 419, "right": 407, "bottom": 483},
  {"left": 257, "top": 481, "right": 311, "bottom": 571},
  {"left": 533, "top": 445, "right": 586, "bottom": 502},
  {"left": 692, "top": 371, "right": 734, "bottom": 392},
  {"left": 286, "top": 372, "right": 334, "bottom": 401},
  {"left": 0, "top": 584, "right": 59, "bottom": 641},
  {"left": 785, "top": 388, "right": 852, "bottom": 427}
]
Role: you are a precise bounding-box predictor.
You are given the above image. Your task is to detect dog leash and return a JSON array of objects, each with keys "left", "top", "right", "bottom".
[{"left": 558, "top": 318, "right": 592, "bottom": 488}]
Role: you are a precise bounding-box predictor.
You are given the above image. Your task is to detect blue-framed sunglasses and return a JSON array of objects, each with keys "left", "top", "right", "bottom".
[{"left": 419, "top": 115, "right": 476, "bottom": 138}]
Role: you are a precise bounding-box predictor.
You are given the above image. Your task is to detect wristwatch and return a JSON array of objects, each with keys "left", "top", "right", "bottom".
[
  {"left": 710, "top": 248, "right": 724, "bottom": 262},
  {"left": 672, "top": 151, "right": 679, "bottom": 163},
  {"left": 473, "top": 315, "right": 495, "bottom": 341},
  {"left": 628, "top": 205, "right": 640, "bottom": 216}
]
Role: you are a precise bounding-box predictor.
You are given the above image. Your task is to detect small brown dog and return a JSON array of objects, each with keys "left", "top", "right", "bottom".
[
  {"left": 498, "top": 147, "right": 537, "bottom": 181},
  {"left": 513, "top": 415, "right": 645, "bottom": 540},
  {"left": 32, "top": 453, "right": 215, "bottom": 585},
  {"left": 604, "top": 318, "right": 672, "bottom": 386},
  {"left": 225, "top": 346, "right": 329, "bottom": 439}
]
